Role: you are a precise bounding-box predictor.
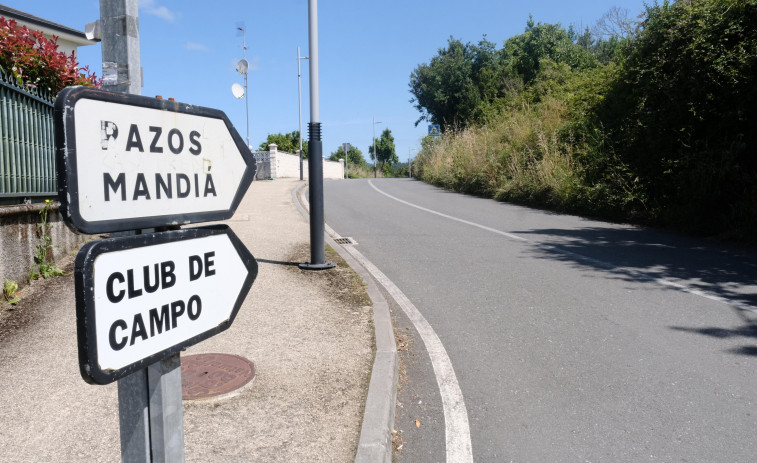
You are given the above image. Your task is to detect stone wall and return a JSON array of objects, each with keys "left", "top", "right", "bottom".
[{"left": 0, "top": 203, "right": 89, "bottom": 287}]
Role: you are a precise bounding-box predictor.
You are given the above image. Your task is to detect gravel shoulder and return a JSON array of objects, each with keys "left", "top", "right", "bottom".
[{"left": 0, "top": 178, "right": 375, "bottom": 463}]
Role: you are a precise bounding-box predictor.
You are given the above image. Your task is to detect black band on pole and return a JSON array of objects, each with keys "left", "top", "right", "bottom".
[{"left": 300, "top": 122, "right": 335, "bottom": 270}]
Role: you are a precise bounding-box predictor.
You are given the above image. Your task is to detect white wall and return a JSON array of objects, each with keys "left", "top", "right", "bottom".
[{"left": 269, "top": 145, "right": 344, "bottom": 180}]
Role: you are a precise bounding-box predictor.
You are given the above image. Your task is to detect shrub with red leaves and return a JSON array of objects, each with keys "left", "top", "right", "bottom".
[{"left": 0, "top": 16, "right": 102, "bottom": 94}]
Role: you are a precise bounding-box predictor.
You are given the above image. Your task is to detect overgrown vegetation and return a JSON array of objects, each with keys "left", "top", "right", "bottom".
[
  {"left": 29, "top": 201, "right": 64, "bottom": 281},
  {"left": 327, "top": 128, "right": 404, "bottom": 178},
  {"left": 3, "top": 279, "right": 20, "bottom": 306},
  {"left": 0, "top": 17, "right": 101, "bottom": 92},
  {"left": 411, "top": 0, "right": 757, "bottom": 243}
]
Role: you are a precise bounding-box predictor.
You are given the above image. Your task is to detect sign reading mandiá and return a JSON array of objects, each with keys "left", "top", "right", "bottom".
[{"left": 55, "top": 87, "right": 257, "bottom": 234}]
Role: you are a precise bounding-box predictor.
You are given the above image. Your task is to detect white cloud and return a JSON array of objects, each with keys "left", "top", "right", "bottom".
[
  {"left": 140, "top": 0, "right": 175, "bottom": 21},
  {"left": 186, "top": 42, "right": 209, "bottom": 52}
]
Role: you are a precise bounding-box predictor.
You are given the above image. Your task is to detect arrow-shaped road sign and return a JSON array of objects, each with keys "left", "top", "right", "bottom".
[
  {"left": 55, "top": 87, "right": 257, "bottom": 234},
  {"left": 74, "top": 225, "right": 257, "bottom": 385}
]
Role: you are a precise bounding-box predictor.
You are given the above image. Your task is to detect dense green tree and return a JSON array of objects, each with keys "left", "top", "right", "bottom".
[
  {"left": 588, "top": 0, "right": 757, "bottom": 236},
  {"left": 409, "top": 21, "right": 604, "bottom": 131},
  {"left": 409, "top": 37, "right": 505, "bottom": 129},
  {"left": 367, "top": 128, "right": 398, "bottom": 173},
  {"left": 329, "top": 145, "right": 366, "bottom": 167},
  {"left": 502, "top": 16, "right": 597, "bottom": 85},
  {"left": 258, "top": 131, "right": 308, "bottom": 158}
]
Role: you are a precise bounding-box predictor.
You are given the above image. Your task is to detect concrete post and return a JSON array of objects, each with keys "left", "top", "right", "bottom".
[
  {"left": 99, "top": 0, "right": 141, "bottom": 95},
  {"left": 268, "top": 144, "right": 278, "bottom": 179},
  {"left": 100, "top": 2, "right": 185, "bottom": 461}
]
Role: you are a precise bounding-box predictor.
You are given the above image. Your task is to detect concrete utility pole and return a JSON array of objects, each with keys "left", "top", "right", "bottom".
[
  {"left": 300, "top": 0, "right": 335, "bottom": 270},
  {"left": 99, "top": 0, "right": 141, "bottom": 95},
  {"left": 98, "top": 1, "right": 184, "bottom": 461}
]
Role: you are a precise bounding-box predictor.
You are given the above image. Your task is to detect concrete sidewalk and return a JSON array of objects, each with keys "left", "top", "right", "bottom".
[{"left": 0, "top": 179, "right": 377, "bottom": 462}]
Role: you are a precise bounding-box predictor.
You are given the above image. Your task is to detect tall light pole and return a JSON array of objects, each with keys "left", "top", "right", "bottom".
[
  {"left": 237, "top": 27, "right": 250, "bottom": 149},
  {"left": 297, "top": 46, "right": 309, "bottom": 181},
  {"left": 372, "top": 117, "right": 382, "bottom": 178},
  {"left": 300, "top": 0, "right": 335, "bottom": 270}
]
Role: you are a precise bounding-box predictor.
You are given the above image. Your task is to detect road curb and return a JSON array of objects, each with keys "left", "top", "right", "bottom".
[{"left": 292, "top": 182, "right": 398, "bottom": 463}]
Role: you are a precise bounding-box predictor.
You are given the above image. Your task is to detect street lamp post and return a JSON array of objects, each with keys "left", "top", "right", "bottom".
[
  {"left": 372, "top": 117, "right": 382, "bottom": 178},
  {"left": 297, "top": 47, "right": 309, "bottom": 181},
  {"left": 299, "top": 0, "right": 335, "bottom": 270}
]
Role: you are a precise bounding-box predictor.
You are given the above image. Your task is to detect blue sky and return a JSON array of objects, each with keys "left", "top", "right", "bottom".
[{"left": 6, "top": 0, "right": 648, "bottom": 163}]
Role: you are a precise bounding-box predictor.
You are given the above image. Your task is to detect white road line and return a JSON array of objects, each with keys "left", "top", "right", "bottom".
[
  {"left": 368, "top": 180, "right": 757, "bottom": 314},
  {"left": 368, "top": 180, "right": 527, "bottom": 242},
  {"left": 306, "top": 187, "right": 474, "bottom": 462},
  {"left": 339, "top": 243, "right": 474, "bottom": 463}
]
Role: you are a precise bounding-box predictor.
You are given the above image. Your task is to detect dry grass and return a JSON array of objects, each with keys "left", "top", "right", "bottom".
[{"left": 415, "top": 96, "right": 581, "bottom": 209}]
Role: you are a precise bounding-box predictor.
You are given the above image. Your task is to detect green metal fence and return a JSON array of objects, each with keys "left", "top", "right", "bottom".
[{"left": 0, "top": 71, "right": 56, "bottom": 204}]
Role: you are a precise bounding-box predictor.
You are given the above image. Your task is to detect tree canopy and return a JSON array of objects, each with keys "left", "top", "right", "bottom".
[
  {"left": 368, "top": 128, "right": 398, "bottom": 174},
  {"left": 408, "top": 14, "right": 638, "bottom": 132},
  {"left": 409, "top": 37, "right": 504, "bottom": 129},
  {"left": 329, "top": 145, "right": 366, "bottom": 167},
  {"left": 258, "top": 131, "right": 308, "bottom": 158}
]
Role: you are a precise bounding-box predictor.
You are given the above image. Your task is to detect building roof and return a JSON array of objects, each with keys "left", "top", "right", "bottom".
[{"left": 0, "top": 4, "right": 94, "bottom": 47}]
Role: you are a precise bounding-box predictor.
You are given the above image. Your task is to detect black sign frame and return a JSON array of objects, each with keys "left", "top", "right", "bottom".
[
  {"left": 74, "top": 225, "right": 258, "bottom": 385},
  {"left": 54, "top": 86, "right": 257, "bottom": 234}
]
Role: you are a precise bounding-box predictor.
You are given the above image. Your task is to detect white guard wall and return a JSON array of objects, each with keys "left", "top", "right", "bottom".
[{"left": 268, "top": 144, "right": 344, "bottom": 180}]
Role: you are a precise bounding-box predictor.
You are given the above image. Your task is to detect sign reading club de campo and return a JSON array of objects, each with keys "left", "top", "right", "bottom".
[
  {"left": 75, "top": 226, "right": 257, "bottom": 385},
  {"left": 55, "top": 87, "right": 256, "bottom": 234}
]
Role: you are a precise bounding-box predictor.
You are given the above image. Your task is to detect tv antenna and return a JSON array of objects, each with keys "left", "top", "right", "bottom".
[{"left": 234, "top": 26, "right": 250, "bottom": 149}]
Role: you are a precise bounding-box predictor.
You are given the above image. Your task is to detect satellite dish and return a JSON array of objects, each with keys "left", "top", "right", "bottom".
[
  {"left": 236, "top": 59, "right": 249, "bottom": 74},
  {"left": 231, "top": 83, "right": 245, "bottom": 99}
]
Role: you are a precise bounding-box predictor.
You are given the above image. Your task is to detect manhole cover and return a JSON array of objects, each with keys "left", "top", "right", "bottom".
[{"left": 181, "top": 353, "right": 255, "bottom": 401}]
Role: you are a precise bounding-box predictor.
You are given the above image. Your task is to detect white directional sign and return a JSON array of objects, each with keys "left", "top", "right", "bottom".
[
  {"left": 74, "top": 225, "right": 257, "bottom": 385},
  {"left": 55, "top": 87, "right": 256, "bottom": 234}
]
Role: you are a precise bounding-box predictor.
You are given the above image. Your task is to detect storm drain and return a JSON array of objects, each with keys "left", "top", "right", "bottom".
[
  {"left": 181, "top": 353, "right": 255, "bottom": 401},
  {"left": 334, "top": 237, "right": 357, "bottom": 245}
]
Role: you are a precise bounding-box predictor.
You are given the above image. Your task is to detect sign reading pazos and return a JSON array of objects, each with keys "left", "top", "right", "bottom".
[
  {"left": 74, "top": 225, "right": 257, "bottom": 385},
  {"left": 55, "top": 87, "right": 256, "bottom": 234}
]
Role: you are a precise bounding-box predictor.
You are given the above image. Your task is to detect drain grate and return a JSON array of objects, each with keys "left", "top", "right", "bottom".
[
  {"left": 181, "top": 353, "right": 255, "bottom": 401},
  {"left": 334, "top": 237, "right": 357, "bottom": 245}
]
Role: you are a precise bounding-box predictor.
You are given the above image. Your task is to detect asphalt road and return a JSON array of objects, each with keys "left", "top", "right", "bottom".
[{"left": 324, "top": 178, "right": 757, "bottom": 462}]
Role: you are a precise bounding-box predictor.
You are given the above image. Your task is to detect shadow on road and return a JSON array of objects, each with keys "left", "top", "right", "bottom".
[
  {"left": 669, "top": 322, "right": 757, "bottom": 356},
  {"left": 515, "top": 226, "right": 757, "bottom": 356},
  {"left": 514, "top": 226, "right": 757, "bottom": 308}
]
